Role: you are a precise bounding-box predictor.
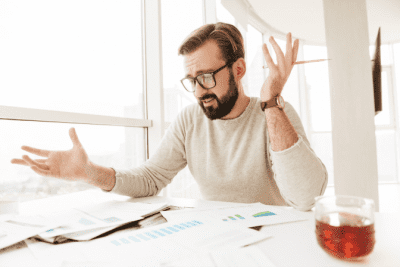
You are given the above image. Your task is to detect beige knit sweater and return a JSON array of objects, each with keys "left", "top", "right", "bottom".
[{"left": 109, "top": 97, "right": 328, "bottom": 211}]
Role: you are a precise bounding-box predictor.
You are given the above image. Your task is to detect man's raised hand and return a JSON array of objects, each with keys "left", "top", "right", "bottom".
[
  {"left": 11, "top": 128, "right": 92, "bottom": 182},
  {"left": 261, "top": 32, "right": 299, "bottom": 102}
]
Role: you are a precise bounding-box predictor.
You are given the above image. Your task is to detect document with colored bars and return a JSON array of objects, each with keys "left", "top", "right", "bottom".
[
  {"left": 79, "top": 217, "right": 274, "bottom": 266},
  {"left": 161, "top": 202, "right": 308, "bottom": 228}
]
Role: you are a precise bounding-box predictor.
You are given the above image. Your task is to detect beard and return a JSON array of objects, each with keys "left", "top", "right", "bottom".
[{"left": 198, "top": 69, "right": 239, "bottom": 120}]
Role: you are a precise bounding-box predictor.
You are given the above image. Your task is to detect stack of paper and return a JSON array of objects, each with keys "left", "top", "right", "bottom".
[
  {"left": 0, "top": 215, "right": 60, "bottom": 250},
  {"left": 0, "top": 200, "right": 169, "bottom": 250},
  {"left": 21, "top": 201, "right": 309, "bottom": 266},
  {"left": 38, "top": 201, "right": 169, "bottom": 242}
]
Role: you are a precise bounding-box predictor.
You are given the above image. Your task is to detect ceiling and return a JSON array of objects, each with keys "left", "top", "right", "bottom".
[{"left": 247, "top": 0, "right": 400, "bottom": 45}]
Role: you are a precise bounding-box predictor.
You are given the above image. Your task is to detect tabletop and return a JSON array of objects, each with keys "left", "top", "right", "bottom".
[{"left": 1, "top": 189, "right": 399, "bottom": 267}]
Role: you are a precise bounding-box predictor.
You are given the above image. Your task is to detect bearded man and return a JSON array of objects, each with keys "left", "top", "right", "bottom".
[{"left": 12, "top": 22, "right": 328, "bottom": 211}]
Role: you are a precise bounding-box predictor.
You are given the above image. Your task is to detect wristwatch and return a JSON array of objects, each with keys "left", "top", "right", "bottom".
[{"left": 261, "top": 95, "right": 285, "bottom": 111}]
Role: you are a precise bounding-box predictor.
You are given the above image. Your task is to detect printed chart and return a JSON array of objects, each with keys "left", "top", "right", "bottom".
[
  {"left": 161, "top": 203, "right": 307, "bottom": 228},
  {"left": 109, "top": 220, "right": 202, "bottom": 247},
  {"left": 222, "top": 211, "right": 276, "bottom": 222},
  {"left": 81, "top": 218, "right": 272, "bottom": 265}
]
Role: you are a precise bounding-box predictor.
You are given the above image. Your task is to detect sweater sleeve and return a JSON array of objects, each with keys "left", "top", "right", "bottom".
[
  {"left": 267, "top": 102, "right": 329, "bottom": 211},
  {"left": 105, "top": 107, "right": 189, "bottom": 198}
]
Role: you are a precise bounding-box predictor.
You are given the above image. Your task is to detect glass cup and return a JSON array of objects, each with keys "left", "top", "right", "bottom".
[{"left": 314, "top": 195, "right": 376, "bottom": 261}]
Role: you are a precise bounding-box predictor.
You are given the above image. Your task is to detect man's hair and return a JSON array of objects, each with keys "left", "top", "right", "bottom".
[{"left": 178, "top": 22, "right": 245, "bottom": 65}]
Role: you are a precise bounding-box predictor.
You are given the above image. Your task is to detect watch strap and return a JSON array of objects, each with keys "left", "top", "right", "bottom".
[{"left": 261, "top": 96, "right": 280, "bottom": 111}]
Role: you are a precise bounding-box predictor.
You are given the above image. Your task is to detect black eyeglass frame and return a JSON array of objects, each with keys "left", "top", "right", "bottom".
[{"left": 180, "top": 62, "right": 231, "bottom": 92}]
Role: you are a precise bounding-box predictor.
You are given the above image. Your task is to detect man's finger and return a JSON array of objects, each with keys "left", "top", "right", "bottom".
[
  {"left": 285, "top": 32, "right": 293, "bottom": 66},
  {"left": 262, "top": 44, "right": 277, "bottom": 71},
  {"left": 11, "top": 159, "right": 29, "bottom": 166},
  {"left": 31, "top": 166, "right": 52, "bottom": 177},
  {"left": 22, "top": 155, "right": 49, "bottom": 170},
  {"left": 69, "top": 128, "right": 83, "bottom": 148},
  {"left": 21, "top": 146, "right": 50, "bottom": 157},
  {"left": 293, "top": 39, "right": 300, "bottom": 63},
  {"left": 269, "top": 36, "right": 285, "bottom": 74}
]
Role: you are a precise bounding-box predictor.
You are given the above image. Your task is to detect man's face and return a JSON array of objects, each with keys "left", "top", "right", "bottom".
[{"left": 183, "top": 40, "right": 239, "bottom": 120}]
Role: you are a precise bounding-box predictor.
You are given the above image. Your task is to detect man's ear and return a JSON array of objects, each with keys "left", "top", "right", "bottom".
[{"left": 232, "top": 58, "right": 246, "bottom": 81}]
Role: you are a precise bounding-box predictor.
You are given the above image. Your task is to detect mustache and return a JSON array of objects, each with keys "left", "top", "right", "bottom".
[{"left": 199, "top": 95, "right": 216, "bottom": 101}]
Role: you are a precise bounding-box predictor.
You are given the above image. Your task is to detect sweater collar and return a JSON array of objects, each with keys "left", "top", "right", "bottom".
[{"left": 212, "top": 97, "right": 257, "bottom": 126}]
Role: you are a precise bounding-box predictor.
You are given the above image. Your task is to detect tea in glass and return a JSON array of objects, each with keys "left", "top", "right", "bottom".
[{"left": 314, "top": 195, "right": 375, "bottom": 261}]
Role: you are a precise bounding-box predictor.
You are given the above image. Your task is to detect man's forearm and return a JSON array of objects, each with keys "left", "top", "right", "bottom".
[
  {"left": 265, "top": 107, "right": 298, "bottom": 151},
  {"left": 85, "top": 162, "right": 116, "bottom": 191}
]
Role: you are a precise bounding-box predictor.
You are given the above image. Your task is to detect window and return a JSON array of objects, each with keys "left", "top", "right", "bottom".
[
  {"left": 370, "top": 45, "right": 398, "bottom": 183},
  {"left": 394, "top": 43, "right": 400, "bottom": 183},
  {"left": 161, "top": 0, "right": 202, "bottom": 123},
  {"left": 395, "top": 43, "right": 400, "bottom": 131},
  {"left": 303, "top": 45, "right": 331, "bottom": 132},
  {"left": 246, "top": 25, "right": 264, "bottom": 98},
  {"left": 303, "top": 44, "right": 333, "bottom": 185},
  {"left": 0, "top": 0, "right": 144, "bottom": 119},
  {"left": 2, "top": 121, "right": 145, "bottom": 201},
  {"left": 303, "top": 42, "right": 400, "bottom": 185},
  {"left": 216, "top": 0, "right": 235, "bottom": 24},
  {"left": 0, "top": 0, "right": 147, "bottom": 201},
  {"left": 375, "top": 129, "right": 397, "bottom": 182},
  {"left": 161, "top": 0, "right": 204, "bottom": 198}
]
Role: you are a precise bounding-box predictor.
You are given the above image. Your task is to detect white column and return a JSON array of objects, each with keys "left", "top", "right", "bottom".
[
  {"left": 296, "top": 41, "right": 312, "bottom": 142},
  {"left": 322, "top": 0, "right": 379, "bottom": 211}
]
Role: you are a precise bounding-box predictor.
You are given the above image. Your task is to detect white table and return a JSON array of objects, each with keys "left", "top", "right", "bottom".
[{"left": 1, "top": 189, "right": 399, "bottom": 267}]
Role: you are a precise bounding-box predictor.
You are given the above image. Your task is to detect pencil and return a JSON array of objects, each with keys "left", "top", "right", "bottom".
[{"left": 262, "top": 59, "right": 331, "bottom": 69}]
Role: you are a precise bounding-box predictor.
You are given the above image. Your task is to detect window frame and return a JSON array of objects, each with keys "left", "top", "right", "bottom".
[{"left": 0, "top": 0, "right": 157, "bottom": 199}]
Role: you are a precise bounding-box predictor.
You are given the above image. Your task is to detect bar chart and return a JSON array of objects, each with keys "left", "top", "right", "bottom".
[
  {"left": 109, "top": 220, "right": 203, "bottom": 246},
  {"left": 222, "top": 214, "right": 245, "bottom": 221}
]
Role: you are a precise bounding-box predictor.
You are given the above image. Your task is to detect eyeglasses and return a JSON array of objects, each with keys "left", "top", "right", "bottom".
[{"left": 180, "top": 63, "right": 230, "bottom": 92}]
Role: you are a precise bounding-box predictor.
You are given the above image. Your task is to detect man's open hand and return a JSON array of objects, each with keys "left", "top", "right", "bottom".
[
  {"left": 261, "top": 32, "right": 299, "bottom": 102},
  {"left": 11, "top": 128, "right": 92, "bottom": 182}
]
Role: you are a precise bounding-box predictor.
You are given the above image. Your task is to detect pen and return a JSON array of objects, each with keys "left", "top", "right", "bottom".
[{"left": 262, "top": 59, "right": 331, "bottom": 69}]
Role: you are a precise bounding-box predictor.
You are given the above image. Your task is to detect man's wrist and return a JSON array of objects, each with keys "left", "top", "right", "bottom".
[
  {"left": 261, "top": 93, "right": 278, "bottom": 102},
  {"left": 85, "top": 161, "right": 116, "bottom": 191}
]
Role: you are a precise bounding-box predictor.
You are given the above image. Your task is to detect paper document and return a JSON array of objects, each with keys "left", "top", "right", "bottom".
[
  {"left": 38, "top": 209, "right": 142, "bottom": 240},
  {"left": 161, "top": 203, "right": 308, "bottom": 228},
  {"left": 0, "top": 215, "right": 59, "bottom": 250},
  {"left": 25, "top": 237, "right": 88, "bottom": 265},
  {"left": 61, "top": 201, "right": 169, "bottom": 241},
  {"left": 160, "top": 246, "right": 277, "bottom": 267},
  {"left": 82, "top": 218, "right": 272, "bottom": 266},
  {"left": 38, "top": 201, "right": 168, "bottom": 241}
]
